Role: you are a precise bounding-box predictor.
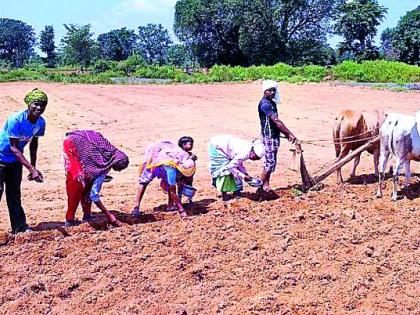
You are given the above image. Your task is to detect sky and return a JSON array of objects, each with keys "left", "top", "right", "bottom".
[{"left": 1, "top": 0, "right": 419, "bottom": 55}]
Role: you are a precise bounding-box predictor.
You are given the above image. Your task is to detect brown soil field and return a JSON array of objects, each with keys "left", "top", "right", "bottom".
[{"left": 0, "top": 82, "right": 419, "bottom": 314}]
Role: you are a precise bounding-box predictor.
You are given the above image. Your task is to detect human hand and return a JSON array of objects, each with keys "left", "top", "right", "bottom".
[
  {"left": 77, "top": 175, "right": 85, "bottom": 188},
  {"left": 288, "top": 134, "right": 297, "bottom": 144},
  {"left": 29, "top": 168, "right": 44, "bottom": 183}
]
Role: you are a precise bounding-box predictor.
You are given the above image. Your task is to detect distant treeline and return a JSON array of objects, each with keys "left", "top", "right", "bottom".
[
  {"left": 0, "top": 1, "right": 419, "bottom": 71},
  {"left": 1, "top": 60, "right": 419, "bottom": 85}
]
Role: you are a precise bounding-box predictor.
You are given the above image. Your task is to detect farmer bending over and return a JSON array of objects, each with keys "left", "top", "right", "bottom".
[
  {"left": 209, "top": 135, "right": 264, "bottom": 201},
  {"left": 133, "top": 140, "right": 196, "bottom": 219},
  {"left": 0, "top": 88, "right": 47, "bottom": 233},
  {"left": 259, "top": 80, "right": 298, "bottom": 192},
  {"left": 63, "top": 130, "right": 129, "bottom": 227}
]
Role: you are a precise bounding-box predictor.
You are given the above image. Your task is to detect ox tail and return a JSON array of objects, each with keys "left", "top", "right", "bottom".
[
  {"left": 333, "top": 115, "right": 344, "bottom": 158},
  {"left": 390, "top": 126, "right": 396, "bottom": 157},
  {"left": 388, "top": 122, "right": 398, "bottom": 156}
]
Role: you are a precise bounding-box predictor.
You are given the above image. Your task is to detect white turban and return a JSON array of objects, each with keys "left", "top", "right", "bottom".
[
  {"left": 252, "top": 138, "right": 265, "bottom": 158},
  {"left": 261, "top": 80, "right": 280, "bottom": 105}
]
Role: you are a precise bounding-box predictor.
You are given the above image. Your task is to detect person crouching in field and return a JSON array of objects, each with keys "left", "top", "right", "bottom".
[
  {"left": 132, "top": 140, "right": 196, "bottom": 219},
  {"left": 63, "top": 130, "right": 129, "bottom": 227},
  {"left": 0, "top": 89, "right": 47, "bottom": 233},
  {"left": 259, "top": 80, "right": 298, "bottom": 192},
  {"left": 209, "top": 135, "right": 265, "bottom": 201}
]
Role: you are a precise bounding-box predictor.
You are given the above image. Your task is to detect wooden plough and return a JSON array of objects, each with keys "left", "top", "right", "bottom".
[{"left": 291, "top": 135, "right": 381, "bottom": 191}]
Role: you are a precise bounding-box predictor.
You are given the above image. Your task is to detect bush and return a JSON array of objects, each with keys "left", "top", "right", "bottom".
[
  {"left": 93, "top": 60, "right": 118, "bottom": 74},
  {"left": 0, "top": 59, "right": 11, "bottom": 71},
  {"left": 0, "top": 69, "right": 43, "bottom": 82},
  {"left": 134, "top": 65, "right": 187, "bottom": 81},
  {"left": 0, "top": 60, "right": 418, "bottom": 85},
  {"left": 299, "top": 65, "right": 327, "bottom": 82},
  {"left": 117, "top": 54, "right": 146, "bottom": 75},
  {"left": 332, "top": 60, "right": 420, "bottom": 83}
]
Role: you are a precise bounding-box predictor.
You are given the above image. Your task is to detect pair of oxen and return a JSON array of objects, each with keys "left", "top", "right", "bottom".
[{"left": 333, "top": 109, "right": 420, "bottom": 201}]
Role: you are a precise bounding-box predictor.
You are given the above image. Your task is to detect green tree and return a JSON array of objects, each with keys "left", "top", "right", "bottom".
[
  {"left": 289, "top": 41, "right": 337, "bottom": 66},
  {"left": 240, "top": 0, "right": 339, "bottom": 65},
  {"left": 60, "top": 24, "right": 97, "bottom": 70},
  {"left": 40, "top": 25, "right": 56, "bottom": 67},
  {"left": 174, "top": 0, "right": 341, "bottom": 67},
  {"left": 116, "top": 53, "right": 146, "bottom": 75},
  {"left": 167, "top": 44, "right": 195, "bottom": 67},
  {"left": 380, "top": 27, "right": 397, "bottom": 61},
  {"left": 174, "top": 0, "right": 246, "bottom": 67},
  {"left": 97, "top": 28, "right": 137, "bottom": 61},
  {"left": 237, "top": 0, "right": 280, "bottom": 65},
  {"left": 0, "top": 18, "right": 35, "bottom": 68},
  {"left": 334, "top": 0, "right": 387, "bottom": 61},
  {"left": 137, "top": 24, "right": 172, "bottom": 65},
  {"left": 391, "top": 6, "right": 420, "bottom": 65}
]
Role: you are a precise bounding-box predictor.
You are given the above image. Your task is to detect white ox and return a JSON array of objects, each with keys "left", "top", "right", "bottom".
[{"left": 376, "top": 112, "right": 420, "bottom": 201}]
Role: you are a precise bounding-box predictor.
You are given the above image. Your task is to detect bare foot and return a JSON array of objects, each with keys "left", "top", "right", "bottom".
[
  {"left": 262, "top": 184, "right": 271, "bottom": 192},
  {"left": 167, "top": 204, "right": 178, "bottom": 212},
  {"left": 109, "top": 219, "right": 123, "bottom": 227}
]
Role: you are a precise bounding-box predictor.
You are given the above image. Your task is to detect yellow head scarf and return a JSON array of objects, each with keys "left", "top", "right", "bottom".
[{"left": 24, "top": 88, "right": 48, "bottom": 106}]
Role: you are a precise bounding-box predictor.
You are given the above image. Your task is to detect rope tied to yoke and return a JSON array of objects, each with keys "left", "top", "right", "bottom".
[{"left": 283, "top": 124, "right": 380, "bottom": 148}]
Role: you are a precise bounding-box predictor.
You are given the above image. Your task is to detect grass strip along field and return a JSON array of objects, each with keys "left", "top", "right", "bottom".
[{"left": 1, "top": 60, "right": 419, "bottom": 85}]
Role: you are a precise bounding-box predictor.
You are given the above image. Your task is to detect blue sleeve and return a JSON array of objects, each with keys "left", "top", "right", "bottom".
[
  {"left": 260, "top": 100, "right": 274, "bottom": 117},
  {"left": 5, "top": 116, "right": 21, "bottom": 138},
  {"left": 90, "top": 174, "right": 106, "bottom": 202},
  {"left": 35, "top": 119, "right": 46, "bottom": 137}
]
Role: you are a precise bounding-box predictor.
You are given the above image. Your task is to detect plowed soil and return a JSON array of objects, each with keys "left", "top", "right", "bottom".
[{"left": 0, "top": 82, "right": 419, "bottom": 314}]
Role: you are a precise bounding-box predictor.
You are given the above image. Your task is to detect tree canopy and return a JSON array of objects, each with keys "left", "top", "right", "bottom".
[
  {"left": 40, "top": 25, "right": 56, "bottom": 67},
  {"left": 0, "top": 18, "right": 36, "bottom": 68},
  {"left": 391, "top": 6, "right": 420, "bottom": 65},
  {"left": 1, "top": 2, "right": 419, "bottom": 70},
  {"left": 174, "top": 0, "right": 341, "bottom": 67},
  {"left": 334, "top": 0, "right": 387, "bottom": 61},
  {"left": 138, "top": 24, "right": 173, "bottom": 65},
  {"left": 60, "top": 24, "right": 97, "bottom": 69},
  {"left": 97, "top": 28, "right": 137, "bottom": 61}
]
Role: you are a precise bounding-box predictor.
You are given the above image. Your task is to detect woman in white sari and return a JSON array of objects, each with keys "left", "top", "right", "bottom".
[{"left": 208, "top": 135, "right": 264, "bottom": 201}]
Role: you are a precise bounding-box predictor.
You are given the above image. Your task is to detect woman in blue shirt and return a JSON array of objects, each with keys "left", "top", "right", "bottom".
[{"left": 0, "top": 88, "right": 47, "bottom": 233}]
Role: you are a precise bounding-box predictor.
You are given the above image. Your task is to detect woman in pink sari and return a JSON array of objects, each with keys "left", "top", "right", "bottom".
[{"left": 132, "top": 140, "right": 196, "bottom": 219}]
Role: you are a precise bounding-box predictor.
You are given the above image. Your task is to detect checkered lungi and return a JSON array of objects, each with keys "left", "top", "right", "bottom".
[{"left": 262, "top": 136, "right": 280, "bottom": 172}]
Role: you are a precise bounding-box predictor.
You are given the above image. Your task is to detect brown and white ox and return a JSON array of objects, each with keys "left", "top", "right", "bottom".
[{"left": 333, "top": 109, "right": 386, "bottom": 183}]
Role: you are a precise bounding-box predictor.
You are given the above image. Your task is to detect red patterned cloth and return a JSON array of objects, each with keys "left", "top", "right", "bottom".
[{"left": 63, "top": 137, "right": 92, "bottom": 221}]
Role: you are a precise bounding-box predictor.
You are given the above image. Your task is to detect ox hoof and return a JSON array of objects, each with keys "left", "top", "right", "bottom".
[
  {"left": 391, "top": 195, "right": 399, "bottom": 202},
  {"left": 376, "top": 192, "right": 383, "bottom": 199}
]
